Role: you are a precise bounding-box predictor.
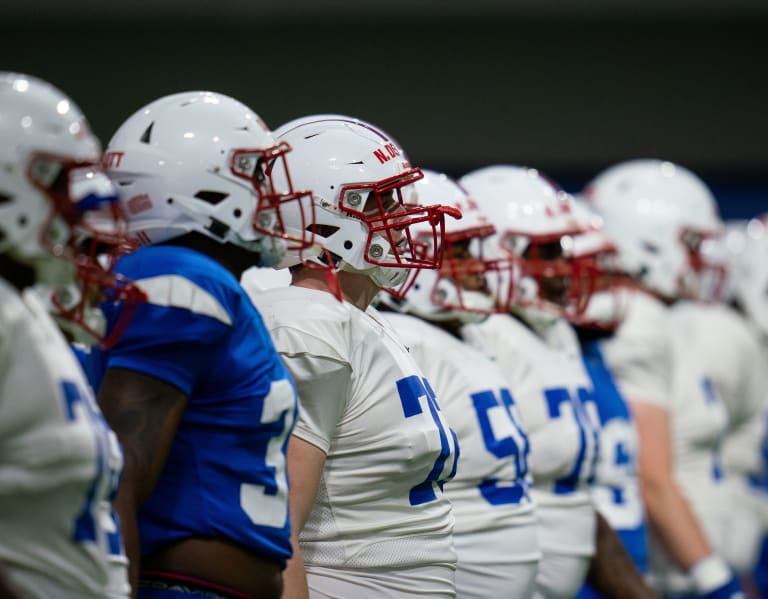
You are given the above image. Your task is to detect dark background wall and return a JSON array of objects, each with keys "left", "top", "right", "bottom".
[{"left": 2, "top": 1, "right": 766, "bottom": 218}]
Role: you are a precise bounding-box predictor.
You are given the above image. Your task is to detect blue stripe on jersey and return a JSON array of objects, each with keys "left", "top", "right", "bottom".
[{"left": 91, "top": 246, "right": 298, "bottom": 563}]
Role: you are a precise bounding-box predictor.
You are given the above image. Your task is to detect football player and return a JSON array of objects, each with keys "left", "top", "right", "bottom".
[
  {"left": 0, "top": 72, "right": 142, "bottom": 598},
  {"left": 457, "top": 165, "right": 642, "bottom": 599},
  {"left": 246, "top": 115, "right": 461, "bottom": 598},
  {"left": 585, "top": 158, "right": 744, "bottom": 599},
  {"left": 88, "top": 91, "right": 315, "bottom": 599},
  {"left": 702, "top": 219, "right": 768, "bottom": 587},
  {"left": 565, "top": 199, "right": 653, "bottom": 597},
  {"left": 378, "top": 169, "right": 540, "bottom": 598}
]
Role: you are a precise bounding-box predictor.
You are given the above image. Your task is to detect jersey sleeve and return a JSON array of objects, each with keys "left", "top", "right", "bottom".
[
  {"left": 600, "top": 293, "right": 673, "bottom": 409},
  {"left": 280, "top": 352, "right": 351, "bottom": 454},
  {"left": 101, "top": 282, "right": 231, "bottom": 396}
]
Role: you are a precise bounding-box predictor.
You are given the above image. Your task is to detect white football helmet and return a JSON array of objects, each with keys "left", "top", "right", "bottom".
[
  {"left": 381, "top": 170, "right": 514, "bottom": 324},
  {"left": 704, "top": 216, "right": 768, "bottom": 338},
  {"left": 104, "top": 91, "right": 315, "bottom": 267},
  {"left": 271, "top": 115, "right": 461, "bottom": 290},
  {"left": 0, "top": 72, "right": 144, "bottom": 347},
  {"left": 583, "top": 158, "right": 725, "bottom": 301},
  {"left": 459, "top": 165, "right": 594, "bottom": 323}
]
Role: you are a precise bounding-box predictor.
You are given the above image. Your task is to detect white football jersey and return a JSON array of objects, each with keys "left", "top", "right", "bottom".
[
  {"left": 383, "top": 312, "right": 539, "bottom": 598},
  {"left": 667, "top": 301, "right": 730, "bottom": 505},
  {"left": 462, "top": 313, "right": 598, "bottom": 597},
  {"left": 0, "top": 280, "right": 129, "bottom": 599},
  {"left": 674, "top": 301, "right": 768, "bottom": 575},
  {"left": 249, "top": 286, "right": 458, "bottom": 596},
  {"left": 596, "top": 289, "right": 673, "bottom": 409},
  {"left": 599, "top": 292, "right": 733, "bottom": 590},
  {"left": 692, "top": 303, "right": 767, "bottom": 479}
]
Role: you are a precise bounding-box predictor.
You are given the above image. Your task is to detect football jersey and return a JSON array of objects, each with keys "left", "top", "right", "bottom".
[
  {"left": 0, "top": 279, "right": 129, "bottom": 598},
  {"left": 87, "top": 245, "right": 298, "bottom": 564},
  {"left": 599, "top": 292, "right": 731, "bottom": 591},
  {"left": 667, "top": 301, "right": 730, "bottom": 507},
  {"left": 249, "top": 286, "right": 458, "bottom": 595},
  {"left": 595, "top": 290, "right": 672, "bottom": 409},
  {"left": 462, "top": 313, "right": 599, "bottom": 557},
  {"left": 675, "top": 302, "right": 768, "bottom": 575},
  {"left": 578, "top": 335, "right": 647, "bottom": 572},
  {"left": 383, "top": 312, "right": 539, "bottom": 597},
  {"left": 694, "top": 304, "right": 767, "bottom": 481}
]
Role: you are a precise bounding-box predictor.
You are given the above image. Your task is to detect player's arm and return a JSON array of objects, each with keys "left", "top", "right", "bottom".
[
  {"left": 633, "top": 401, "right": 711, "bottom": 566},
  {"left": 0, "top": 567, "right": 22, "bottom": 599},
  {"left": 633, "top": 401, "right": 740, "bottom": 598},
  {"left": 586, "top": 511, "right": 660, "bottom": 599},
  {"left": 275, "top": 349, "right": 349, "bottom": 599},
  {"left": 281, "top": 436, "right": 326, "bottom": 599},
  {"left": 97, "top": 367, "right": 188, "bottom": 599}
]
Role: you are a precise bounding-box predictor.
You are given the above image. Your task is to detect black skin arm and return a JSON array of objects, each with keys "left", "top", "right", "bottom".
[
  {"left": 96, "top": 367, "right": 188, "bottom": 599},
  {"left": 586, "top": 511, "right": 660, "bottom": 599},
  {"left": 0, "top": 566, "right": 22, "bottom": 599}
]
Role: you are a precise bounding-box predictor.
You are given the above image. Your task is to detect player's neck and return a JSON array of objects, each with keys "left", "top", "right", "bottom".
[
  {"left": 160, "top": 233, "right": 258, "bottom": 278},
  {"left": 291, "top": 267, "right": 379, "bottom": 311},
  {"left": 432, "top": 318, "right": 464, "bottom": 340}
]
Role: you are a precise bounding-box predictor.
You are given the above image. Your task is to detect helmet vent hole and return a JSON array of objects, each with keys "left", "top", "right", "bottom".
[
  {"left": 194, "top": 190, "right": 229, "bottom": 205},
  {"left": 309, "top": 224, "right": 339, "bottom": 237},
  {"left": 233, "top": 208, "right": 242, "bottom": 218},
  {"left": 0, "top": 192, "right": 11, "bottom": 205},
  {"left": 344, "top": 240, "right": 353, "bottom": 250},
  {"left": 140, "top": 122, "right": 154, "bottom": 144},
  {"left": 18, "top": 215, "right": 28, "bottom": 227},
  {"left": 166, "top": 198, "right": 174, "bottom": 205}
]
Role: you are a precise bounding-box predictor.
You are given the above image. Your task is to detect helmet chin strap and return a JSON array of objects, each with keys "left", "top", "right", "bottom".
[
  {"left": 29, "top": 282, "right": 106, "bottom": 344},
  {"left": 253, "top": 236, "right": 286, "bottom": 268},
  {"left": 511, "top": 303, "right": 561, "bottom": 331},
  {"left": 34, "top": 254, "right": 76, "bottom": 287},
  {"left": 367, "top": 263, "right": 408, "bottom": 289},
  {"left": 335, "top": 260, "right": 407, "bottom": 289}
]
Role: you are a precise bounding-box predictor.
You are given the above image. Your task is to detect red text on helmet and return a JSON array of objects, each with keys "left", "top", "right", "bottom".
[
  {"left": 373, "top": 143, "right": 400, "bottom": 164},
  {"left": 127, "top": 193, "right": 152, "bottom": 215},
  {"left": 102, "top": 151, "right": 125, "bottom": 169}
]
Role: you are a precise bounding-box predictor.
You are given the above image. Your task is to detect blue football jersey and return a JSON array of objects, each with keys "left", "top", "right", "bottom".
[
  {"left": 580, "top": 338, "right": 648, "bottom": 573},
  {"left": 89, "top": 245, "right": 298, "bottom": 564}
]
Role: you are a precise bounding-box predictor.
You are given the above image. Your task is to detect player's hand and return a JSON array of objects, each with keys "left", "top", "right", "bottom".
[
  {"left": 690, "top": 555, "right": 744, "bottom": 599},
  {"left": 698, "top": 574, "right": 744, "bottom": 599}
]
